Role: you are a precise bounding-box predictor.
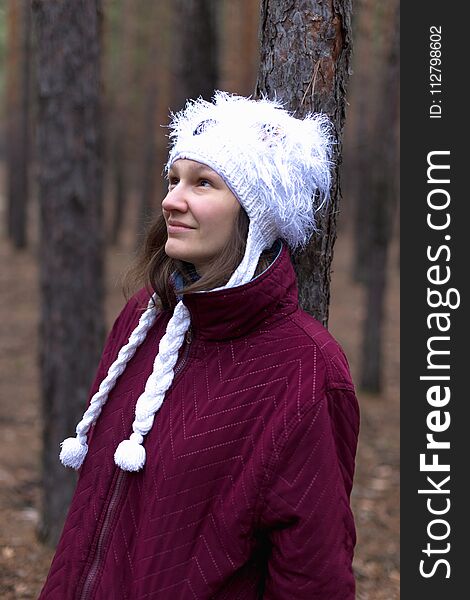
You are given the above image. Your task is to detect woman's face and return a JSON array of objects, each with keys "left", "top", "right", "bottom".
[{"left": 162, "top": 159, "right": 241, "bottom": 275}]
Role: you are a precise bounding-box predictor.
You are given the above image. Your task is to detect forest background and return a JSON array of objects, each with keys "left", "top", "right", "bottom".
[{"left": 0, "top": 0, "right": 399, "bottom": 598}]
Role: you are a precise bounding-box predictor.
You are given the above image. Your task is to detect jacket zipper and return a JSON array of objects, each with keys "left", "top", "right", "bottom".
[
  {"left": 78, "top": 469, "right": 127, "bottom": 600},
  {"left": 77, "top": 327, "right": 193, "bottom": 599},
  {"left": 173, "top": 326, "right": 192, "bottom": 378}
]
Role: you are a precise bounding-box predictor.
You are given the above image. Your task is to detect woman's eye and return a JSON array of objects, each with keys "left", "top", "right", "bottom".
[
  {"left": 168, "top": 178, "right": 179, "bottom": 188},
  {"left": 199, "top": 179, "right": 211, "bottom": 187}
]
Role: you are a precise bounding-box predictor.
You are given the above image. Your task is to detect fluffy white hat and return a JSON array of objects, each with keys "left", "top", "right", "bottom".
[
  {"left": 167, "top": 91, "right": 333, "bottom": 285},
  {"left": 59, "top": 91, "right": 334, "bottom": 472}
]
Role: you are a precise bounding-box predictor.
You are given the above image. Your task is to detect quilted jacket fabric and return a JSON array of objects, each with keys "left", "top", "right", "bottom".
[{"left": 39, "top": 244, "right": 359, "bottom": 599}]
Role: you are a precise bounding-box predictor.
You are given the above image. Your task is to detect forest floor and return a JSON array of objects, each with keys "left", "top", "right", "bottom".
[{"left": 0, "top": 215, "right": 399, "bottom": 599}]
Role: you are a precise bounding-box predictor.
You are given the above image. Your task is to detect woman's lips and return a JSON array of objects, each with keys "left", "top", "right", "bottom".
[{"left": 167, "top": 221, "right": 194, "bottom": 233}]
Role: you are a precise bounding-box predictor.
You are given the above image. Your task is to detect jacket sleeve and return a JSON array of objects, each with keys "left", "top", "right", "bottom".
[{"left": 260, "top": 386, "right": 359, "bottom": 600}]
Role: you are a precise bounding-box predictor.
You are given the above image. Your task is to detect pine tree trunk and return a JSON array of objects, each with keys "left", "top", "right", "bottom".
[
  {"left": 107, "top": 0, "right": 133, "bottom": 245},
  {"left": 360, "top": 2, "right": 399, "bottom": 392},
  {"left": 6, "top": 0, "right": 31, "bottom": 249},
  {"left": 219, "top": 0, "right": 260, "bottom": 95},
  {"left": 256, "top": 0, "right": 353, "bottom": 327},
  {"left": 136, "top": 0, "right": 165, "bottom": 244},
  {"left": 32, "top": 0, "right": 105, "bottom": 546},
  {"left": 170, "top": 0, "right": 219, "bottom": 111},
  {"left": 351, "top": 0, "right": 374, "bottom": 283},
  {"left": 137, "top": 80, "right": 158, "bottom": 244},
  {"left": 154, "top": 0, "right": 173, "bottom": 217}
]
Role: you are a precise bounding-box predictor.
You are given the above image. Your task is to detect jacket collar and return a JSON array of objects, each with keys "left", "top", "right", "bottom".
[{"left": 182, "top": 243, "right": 298, "bottom": 341}]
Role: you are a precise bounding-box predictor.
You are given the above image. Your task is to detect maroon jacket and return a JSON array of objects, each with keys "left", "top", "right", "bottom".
[{"left": 40, "top": 245, "right": 359, "bottom": 599}]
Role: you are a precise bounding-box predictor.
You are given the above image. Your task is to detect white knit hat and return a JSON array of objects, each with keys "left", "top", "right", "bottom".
[{"left": 59, "top": 91, "right": 334, "bottom": 471}]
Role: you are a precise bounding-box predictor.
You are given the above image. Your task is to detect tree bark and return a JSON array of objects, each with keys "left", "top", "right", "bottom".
[
  {"left": 359, "top": 1, "right": 399, "bottom": 392},
  {"left": 6, "top": 0, "right": 32, "bottom": 249},
  {"left": 32, "top": 0, "right": 105, "bottom": 546},
  {"left": 256, "top": 0, "right": 353, "bottom": 327}
]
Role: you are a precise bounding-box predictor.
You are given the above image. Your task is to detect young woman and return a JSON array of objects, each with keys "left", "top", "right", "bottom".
[{"left": 40, "top": 91, "right": 360, "bottom": 599}]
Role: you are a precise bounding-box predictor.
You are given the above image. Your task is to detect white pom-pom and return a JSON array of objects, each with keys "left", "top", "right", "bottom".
[
  {"left": 114, "top": 439, "right": 146, "bottom": 472},
  {"left": 60, "top": 437, "right": 88, "bottom": 469}
]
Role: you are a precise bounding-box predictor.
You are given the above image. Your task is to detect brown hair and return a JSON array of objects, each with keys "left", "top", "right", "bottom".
[{"left": 124, "top": 207, "right": 275, "bottom": 311}]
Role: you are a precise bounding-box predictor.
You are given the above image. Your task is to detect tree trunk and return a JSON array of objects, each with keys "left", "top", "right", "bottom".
[
  {"left": 135, "top": 0, "right": 166, "bottom": 244},
  {"left": 6, "top": 0, "right": 32, "bottom": 249},
  {"left": 351, "top": 0, "right": 374, "bottom": 283},
  {"left": 32, "top": 0, "right": 105, "bottom": 546},
  {"left": 170, "top": 0, "right": 219, "bottom": 111},
  {"left": 256, "top": 0, "right": 354, "bottom": 327},
  {"left": 137, "top": 79, "right": 158, "bottom": 244},
  {"left": 219, "top": 0, "right": 260, "bottom": 95},
  {"left": 107, "top": 0, "right": 133, "bottom": 245},
  {"left": 359, "top": 1, "right": 399, "bottom": 392}
]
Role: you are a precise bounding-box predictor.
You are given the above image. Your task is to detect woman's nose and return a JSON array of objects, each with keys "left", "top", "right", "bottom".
[{"left": 161, "top": 185, "right": 188, "bottom": 213}]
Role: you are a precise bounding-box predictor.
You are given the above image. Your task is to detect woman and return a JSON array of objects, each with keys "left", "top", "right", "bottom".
[{"left": 40, "top": 91, "right": 359, "bottom": 599}]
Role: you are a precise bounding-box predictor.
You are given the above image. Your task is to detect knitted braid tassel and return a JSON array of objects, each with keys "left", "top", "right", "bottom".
[
  {"left": 114, "top": 300, "right": 191, "bottom": 471},
  {"left": 59, "top": 296, "right": 158, "bottom": 469}
]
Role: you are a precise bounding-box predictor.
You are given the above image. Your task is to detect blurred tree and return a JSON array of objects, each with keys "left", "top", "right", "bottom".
[
  {"left": 360, "top": 1, "right": 399, "bottom": 392},
  {"left": 153, "top": 0, "right": 174, "bottom": 219},
  {"left": 136, "top": 0, "right": 165, "bottom": 243},
  {"left": 349, "top": 1, "right": 396, "bottom": 285},
  {"left": 32, "top": 0, "right": 105, "bottom": 546},
  {"left": 349, "top": 0, "right": 375, "bottom": 283},
  {"left": 256, "top": 0, "right": 353, "bottom": 327},
  {"left": 219, "top": 0, "right": 260, "bottom": 95},
  {"left": 105, "top": 0, "right": 134, "bottom": 245},
  {"left": 137, "top": 84, "right": 159, "bottom": 241},
  {"left": 170, "top": 0, "right": 219, "bottom": 111},
  {"left": 5, "top": 0, "right": 31, "bottom": 249}
]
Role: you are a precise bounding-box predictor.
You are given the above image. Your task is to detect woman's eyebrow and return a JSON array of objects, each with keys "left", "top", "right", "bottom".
[
  {"left": 191, "top": 165, "right": 217, "bottom": 177},
  {"left": 168, "top": 164, "right": 219, "bottom": 180}
]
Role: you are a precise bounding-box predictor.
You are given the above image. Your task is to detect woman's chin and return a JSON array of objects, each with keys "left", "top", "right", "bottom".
[{"left": 165, "top": 239, "right": 192, "bottom": 263}]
